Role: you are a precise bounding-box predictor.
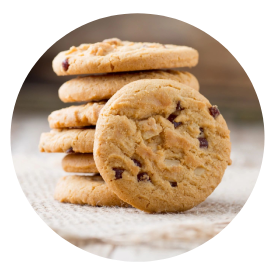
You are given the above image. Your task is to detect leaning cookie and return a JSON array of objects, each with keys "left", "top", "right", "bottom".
[
  {"left": 54, "top": 175, "right": 129, "bottom": 207},
  {"left": 53, "top": 38, "right": 198, "bottom": 75},
  {"left": 48, "top": 102, "right": 105, "bottom": 129},
  {"left": 59, "top": 70, "right": 199, "bottom": 103},
  {"left": 94, "top": 79, "right": 231, "bottom": 213},
  {"left": 62, "top": 154, "right": 98, "bottom": 173},
  {"left": 39, "top": 129, "right": 95, "bottom": 153}
]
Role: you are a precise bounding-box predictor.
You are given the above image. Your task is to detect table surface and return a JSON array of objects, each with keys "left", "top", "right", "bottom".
[{"left": 11, "top": 110, "right": 264, "bottom": 261}]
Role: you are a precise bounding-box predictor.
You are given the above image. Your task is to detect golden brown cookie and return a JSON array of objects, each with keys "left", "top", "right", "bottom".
[
  {"left": 53, "top": 38, "right": 198, "bottom": 75},
  {"left": 59, "top": 70, "right": 199, "bottom": 103},
  {"left": 39, "top": 129, "right": 95, "bottom": 153},
  {"left": 62, "top": 153, "right": 98, "bottom": 173},
  {"left": 48, "top": 102, "right": 105, "bottom": 129},
  {"left": 94, "top": 79, "right": 231, "bottom": 213},
  {"left": 54, "top": 175, "right": 129, "bottom": 207}
]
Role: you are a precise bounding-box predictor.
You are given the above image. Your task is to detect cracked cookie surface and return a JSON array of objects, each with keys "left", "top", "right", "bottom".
[
  {"left": 59, "top": 70, "right": 199, "bottom": 102},
  {"left": 53, "top": 38, "right": 198, "bottom": 75},
  {"left": 94, "top": 79, "right": 231, "bottom": 213},
  {"left": 39, "top": 129, "right": 95, "bottom": 153},
  {"left": 62, "top": 153, "right": 98, "bottom": 173},
  {"left": 48, "top": 102, "right": 105, "bottom": 128},
  {"left": 54, "top": 175, "right": 128, "bottom": 207}
]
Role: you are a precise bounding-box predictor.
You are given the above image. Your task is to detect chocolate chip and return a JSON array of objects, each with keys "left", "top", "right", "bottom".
[
  {"left": 66, "top": 147, "right": 74, "bottom": 154},
  {"left": 168, "top": 114, "right": 182, "bottom": 128},
  {"left": 173, "top": 121, "right": 182, "bottom": 128},
  {"left": 132, "top": 159, "right": 142, "bottom": 167},
  {"left": 168, "top": 114, "right": 177, "bottom": 122},
  {"left": 209, "top": 106, "right": 220, "bottom": 118},
  {"left": 137, "top": 172, "right": 150, "bottom": 182},
  {"left": 176, "top": 101, "right": 184, "bottom": 111},
  {"left": 62, "top": 58, "right": 70, "bottom": 71},
  {"left": 199, "top": 127, "right": 205, "bottom": 138},
  {"left": 198, "top": 138, "right": 208, "bottom": 148},
  {"left": 170, "top": 182, "right": 178, "bottom": 187},
  {"left": 113, "top": 168, "right": 124, "bottom": 179}
]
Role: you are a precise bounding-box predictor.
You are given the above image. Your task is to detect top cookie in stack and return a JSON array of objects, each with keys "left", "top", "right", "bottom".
[
  {"left": 39, "top": 38, "right": 202, "bottom": 209},
  {"left": 52, "top": 38, "right": 198, "bottom": 75}
]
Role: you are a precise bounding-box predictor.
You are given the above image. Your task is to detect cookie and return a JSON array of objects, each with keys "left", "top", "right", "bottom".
[
  {"left": 54, "top": 175, "right": 128, "bottom": 207},
  {"left": 59, "top": 70, "right": 199, "bottom": 103},
  {"left": 39, "top": 129, "right": 95, "bottom": 153},
  {"left": 62, "top": 153, "right": 98, "bottom": 173},
  {"left": 48, "top": 102, "right": 105, "bottom": 129},
  {"left": 94, "top": 79, "right": 231, "bottom": 213},
  {"left": 53, "top": 38, "right": 198, "bottom": 76}
]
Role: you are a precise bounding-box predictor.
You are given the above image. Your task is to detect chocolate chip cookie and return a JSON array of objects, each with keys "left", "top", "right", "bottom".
[
  {"left": 39, "top": 129, "right": 95, "bottom": 153},
  {"left": 48, "top": 102, "right": 105, "bottom": 129},
  {"left": 62, "top": 153, "right": 98, "bottom": 173},
  {"left": 94, "top": 79, "right": 231, "bottom": 213},
  {"left": 54, "top": 175, "right": 128, "bottom": 207},
  {"left": 53, "top": 38, "right": 198, "bottom": 75},
  {"left": 59, "top": 70, "right": 199, "bottom": 103}
]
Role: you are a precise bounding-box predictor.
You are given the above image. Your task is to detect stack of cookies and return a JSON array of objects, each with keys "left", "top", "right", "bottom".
[{"left": 39, "top": 38, "right": 231, "bottom": 213}]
